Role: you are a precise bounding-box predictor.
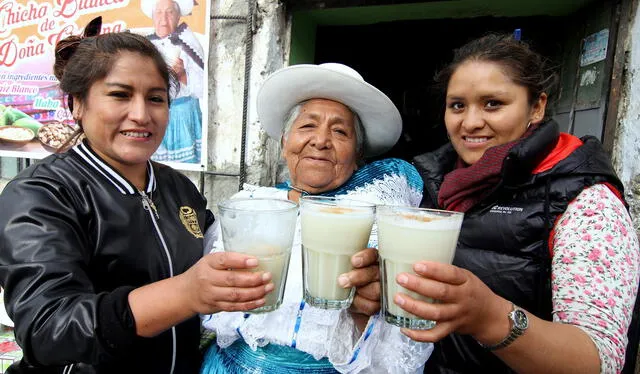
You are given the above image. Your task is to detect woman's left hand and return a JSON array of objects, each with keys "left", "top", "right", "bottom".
[
  {"left": 395, "top": 261, "right": 507, "bottom": 343},
  {"left": 339, "top": 247, "right": 381, "bottom": 316}
]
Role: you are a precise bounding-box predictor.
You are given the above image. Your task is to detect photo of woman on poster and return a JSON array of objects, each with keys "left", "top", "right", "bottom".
[{"left": 142, "top": 0, "right": 205, "bottom": 164}]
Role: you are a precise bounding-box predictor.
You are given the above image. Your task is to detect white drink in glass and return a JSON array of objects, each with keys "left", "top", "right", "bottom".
[
  {"left": 228, "top": 244, "right": 290, "bottom": 309},
  {"left": 300, "top": 197, "right": 375, "bottom": 309},
  {"left": 218, "top": 198, "right": 298, "bottom": 313},
  {"left": 377, "top": 206, "right": 463, "bottom": 329}
]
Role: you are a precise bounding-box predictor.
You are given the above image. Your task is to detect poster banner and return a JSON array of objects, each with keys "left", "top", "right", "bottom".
[{"left": 0, "top": 0, "right": 209, "bottom": 170}]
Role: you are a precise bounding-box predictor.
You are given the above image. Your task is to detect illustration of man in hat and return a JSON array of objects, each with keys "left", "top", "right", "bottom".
[{"left": 143, "top": 0, "right": 204, "bottom": 164}]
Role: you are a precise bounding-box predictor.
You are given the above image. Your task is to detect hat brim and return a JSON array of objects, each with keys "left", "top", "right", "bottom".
[
  {"left": 141, "top": 0, "right": 193, "bottom": 18},
  {"left": 256, "top": 65, "right": 402, "bottom": 157}
]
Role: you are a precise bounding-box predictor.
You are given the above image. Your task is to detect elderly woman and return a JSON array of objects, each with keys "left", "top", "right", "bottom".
[
  {"left": 398, "top": 34, "right": 640, "bottom": 374},
  {"left": 201, "top": 63, "right": 431, "bottom": 373}
]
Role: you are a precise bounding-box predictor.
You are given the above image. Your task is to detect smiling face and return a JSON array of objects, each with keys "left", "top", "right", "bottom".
[
  {"left": 73, "top": 51, "right": 169, "bottom": 182},
  {"left": 282, "top": 99, "right": 359, "bottom": 194},
  {"left": 444, "top": 60, "right": 547, "bottom": 165},
  {"left": 153, "top": 0, "right": 180, "bottom": 38}
]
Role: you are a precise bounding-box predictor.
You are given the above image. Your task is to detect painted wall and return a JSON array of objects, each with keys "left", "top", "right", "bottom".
[{"left": 613, "top": 2, "right": 640, "bottom": 232}]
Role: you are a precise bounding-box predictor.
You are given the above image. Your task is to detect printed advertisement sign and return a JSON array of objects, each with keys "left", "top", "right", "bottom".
[
  {"left": 0, "top": 0, "right": 209, "bottom": 170},
  {"left": 580, "top": 28, "right": 609, "bottom": 67}
]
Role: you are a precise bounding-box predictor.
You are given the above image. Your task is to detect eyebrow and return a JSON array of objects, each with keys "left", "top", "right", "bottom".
[
  {"left": 300, "top": 112, "right": 350, "bottom": 125},
  {"left": 446, "top": 91, "right": 511, "bottom": 101},
  {"left": 105, "top": 82, "right": 167, "bottom": 93}
]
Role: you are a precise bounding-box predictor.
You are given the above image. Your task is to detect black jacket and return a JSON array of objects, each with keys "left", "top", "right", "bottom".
[
  {"left": 413, "top": 121, "right": 638, "bottom": 373},
  {"left": 0, "top": 142, "right": 214, "bottom": 373}
]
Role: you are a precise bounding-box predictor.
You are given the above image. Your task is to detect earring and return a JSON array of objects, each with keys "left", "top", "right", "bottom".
[{"left": 526, "top": 121, "right": 532, "bottom": 129}]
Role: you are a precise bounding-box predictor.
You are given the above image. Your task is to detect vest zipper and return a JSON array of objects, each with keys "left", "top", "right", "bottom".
[{"left": 140, "top": 191, "right": 177, "bottom": 374}]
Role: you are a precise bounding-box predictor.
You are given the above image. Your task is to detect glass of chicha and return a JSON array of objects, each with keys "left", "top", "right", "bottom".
[
  {"left": 217, "top": 198, "right": 298, "bottom": 313},
  {"left": 376, "top": 205, "right": 463, "bottom": 329},
  {"left": 300, "top": 196, "right": 375, "bottom": 309}
]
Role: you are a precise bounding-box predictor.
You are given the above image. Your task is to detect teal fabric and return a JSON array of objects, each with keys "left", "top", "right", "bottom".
[
  {"left": 201, "top": 340, "right": 338, "bottom": 374},
  {"left": 276, "top": 158, "right": 423, "bottom": 196},
  {"left": 152, "top": 96, "right": 202, "bottom": 163}
]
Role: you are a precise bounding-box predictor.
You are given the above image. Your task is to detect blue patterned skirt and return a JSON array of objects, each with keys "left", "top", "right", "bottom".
[
  {"left": 201, "top": 341, "right": 338, "bottom": 374},
  {"left": 152, "top": 96, "right": 202, "bottom": 164}
]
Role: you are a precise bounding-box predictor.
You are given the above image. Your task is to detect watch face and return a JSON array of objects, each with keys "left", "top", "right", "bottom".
[{"left": 513, "top": 309, "right": 529, "bottom": 330}]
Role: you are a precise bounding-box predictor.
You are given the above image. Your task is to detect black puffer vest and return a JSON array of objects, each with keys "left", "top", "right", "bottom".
[{"left": 412, "top": 121, "right": 636, "bottom": 373}]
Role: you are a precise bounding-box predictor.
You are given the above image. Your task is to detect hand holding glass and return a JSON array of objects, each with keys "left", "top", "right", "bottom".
[
  {"left": 217, "top": 198, "right": 298, "bottom": 313},
  {"left": 377, "top": 205, "right": 463, "bottom": 329}
]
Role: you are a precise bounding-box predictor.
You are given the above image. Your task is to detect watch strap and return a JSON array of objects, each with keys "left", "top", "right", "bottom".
[{"left": 478, "top": 303, "right": 527, "bottom": 351}]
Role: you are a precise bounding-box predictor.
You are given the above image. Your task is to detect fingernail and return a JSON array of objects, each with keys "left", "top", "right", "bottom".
[
  {"left": 352, "top": 255, "right": 363, "bottom": 267},
  {"left": 415, "top": 263, "right": 426, "bottom": 273},
  {"left": 338, "top": 274, "right": 351, "bottom": 288},
  {"left": 397, "top": 274, "right": 408, "bottom": 285},
  {"left": 246, "top": 258, "right": 258, "bottom": 267},
  {"left": 256, "top": 298, "right": 265, "bottom": 306},
  {"left": 394, "top": 294, "right": 405, "bottom": 306},
  {"left": 262, "top": 272, "right": 272, "bottom": 282},
  {"left": 265, "top": 283, "right": 275, "bottom": 293}
]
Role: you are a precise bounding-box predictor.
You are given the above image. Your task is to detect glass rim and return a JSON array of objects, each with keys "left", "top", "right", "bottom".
[
  {"left": 218, "top": 197, "right": 298, "bottom": 213},
  {"left": 376, "top": 204, "right": 464, "bottom": 217},
  {"left": 299, "top": 195, "right": 376, "bottom": 208}
]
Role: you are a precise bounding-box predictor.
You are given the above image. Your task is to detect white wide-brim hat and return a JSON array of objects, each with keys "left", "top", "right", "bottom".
[
  {"left": 257, "top": 63, "right": 402, "bottom": 157},
  {"left": 141, "top": 0, "right": 193, "bottom": 18}
]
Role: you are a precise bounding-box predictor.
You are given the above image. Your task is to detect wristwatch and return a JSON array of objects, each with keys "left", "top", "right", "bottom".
[{"left": 479, "top": 303, "right": 529, "bottom": 351}]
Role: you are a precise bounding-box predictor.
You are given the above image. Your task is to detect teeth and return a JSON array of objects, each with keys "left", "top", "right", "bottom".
[
  {"left": 122, "top": 131, "right": 150, "bottom": 138},
  {"left": 465, "top": 137, "right": 488, "bottom": 143}
]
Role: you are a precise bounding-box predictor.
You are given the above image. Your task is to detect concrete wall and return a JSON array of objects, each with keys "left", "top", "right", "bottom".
[
  {"left": 613, "top": 2, "right": 640, "bottom": 232},
  {"left": 201, "top": 0, "right": 290, "bottom": 211}
]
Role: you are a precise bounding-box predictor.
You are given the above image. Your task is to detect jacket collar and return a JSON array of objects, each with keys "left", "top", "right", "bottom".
[
  {"left": 412, "top": 120, "right": 561, "bottom": 206},
  {"left": 502, "top": 120, "right": 560, "bottom": 186},
  {"left": 71, "top": 141, "right": 156, "bottom": 195}
]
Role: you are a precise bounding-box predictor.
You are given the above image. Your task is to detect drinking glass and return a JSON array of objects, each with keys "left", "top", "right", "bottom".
[
  {"left": 218, "top": 198, "right": 298, "bottom": 313},
  {"left": 300, "top": 196, "right": 375, "bottom": 309},
  {"left": 377, "top": 205, "right": 463, "bottom": 329}
]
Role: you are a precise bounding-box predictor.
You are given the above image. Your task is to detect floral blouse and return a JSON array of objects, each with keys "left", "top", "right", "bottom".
[{"left": 552, "top": 183, "right": 640, "bottom": 373}]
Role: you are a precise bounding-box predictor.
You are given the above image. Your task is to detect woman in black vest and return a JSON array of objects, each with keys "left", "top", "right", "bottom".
[{"left": 404, "top": 34, "right": 640, "bottom": 373}]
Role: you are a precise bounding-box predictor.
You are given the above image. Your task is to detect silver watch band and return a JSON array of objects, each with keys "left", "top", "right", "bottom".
[
  {"left": 480, "top": 325, "right": 524, "bottom": 351},
  {"left": 478, "top": 303, "right": 528, "bottom": 351}
]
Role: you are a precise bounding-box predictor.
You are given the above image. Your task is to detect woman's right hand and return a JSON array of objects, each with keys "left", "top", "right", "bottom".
[
  {"left": 394, "top": 260, "right": 507, "bottom": 343},
  {"left": 181, "top": 252, "right": 274, "bottom": 314}
]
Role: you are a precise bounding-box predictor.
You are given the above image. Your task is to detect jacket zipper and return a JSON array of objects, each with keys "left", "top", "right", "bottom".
[{"left": 140, "top": 191, "right": 177, "bottom": 374}]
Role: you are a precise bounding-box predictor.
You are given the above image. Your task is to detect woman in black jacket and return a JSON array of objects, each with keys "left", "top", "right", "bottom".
[
  {"left": 397, "top": 34, "right": 640, "bottom": 373},
  {"left": 0, "top": 17, "right": 271, "bottom": 373}
]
